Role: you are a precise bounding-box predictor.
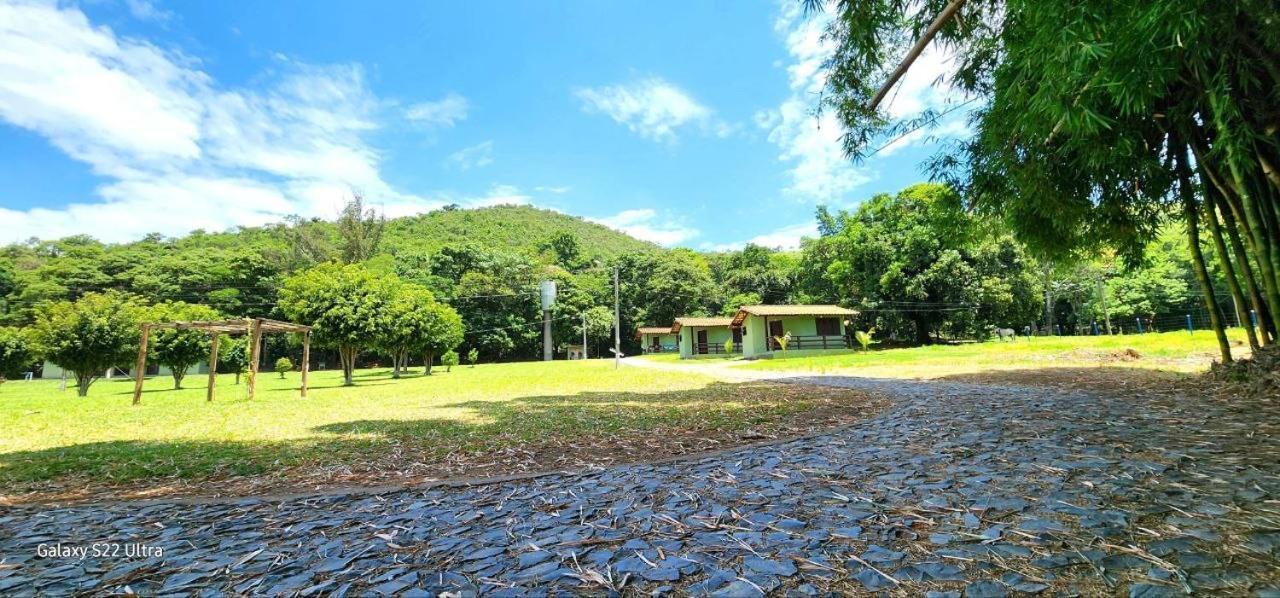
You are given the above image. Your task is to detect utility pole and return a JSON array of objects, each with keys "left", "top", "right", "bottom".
[
  {"left": 540, "top": 281, "right": 556, "bottom": 361},
  {"left": 582, "top": 311, "right": 588, "bottom": 360},
  {"left": 614, "top": 266, "right": 621, "bottom": 369},
  {"left": 1096, "top": 277, "right": 1112, "bottom": 335}
]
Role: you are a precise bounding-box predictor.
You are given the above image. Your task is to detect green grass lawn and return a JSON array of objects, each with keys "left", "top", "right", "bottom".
[
  {"left": 0, "top": 359, "right": 872, "bottom": 501},
  {"left": 737, "top": 329, "right": 1249, "bottom": 377}
]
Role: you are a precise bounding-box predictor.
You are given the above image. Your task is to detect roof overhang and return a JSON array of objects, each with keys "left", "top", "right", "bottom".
[{"left": 730, "top": 305, "right": 859, "bottom": 327}]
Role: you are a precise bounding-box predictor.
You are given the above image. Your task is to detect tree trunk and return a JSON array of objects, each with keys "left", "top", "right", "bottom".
[
  {"left": 172, "top": 369, "right": 185, "bottom": 390},
  {"left": 1203, "top": 182, "right": 1260, "bottom": 351},
  {"left": 75, "top": 373, "right": 92, "bottom": 397},
  {"left": 1217, "top": 178, "right": 1275, "bottom": 344},
  {"left": 392, "top": 349, "right": 403, "bottom": 379},
  {"left": 339, "top": 345, "right": 357, "bottom": 386},
  {"left": 235, "top": 371, "right": 241, "bottom": 385},
  {"left": 1222, "top": 143, "right": 1280, "bottom": 335},
  {"left": 1177, "top": 145, "right": 1232, "bottom": 363},
  {"left": 913, "top": 317, "right": 930, "bottom": 345},
  {"left": 423, "top": 351, "right": 434, "bottom": 375}
]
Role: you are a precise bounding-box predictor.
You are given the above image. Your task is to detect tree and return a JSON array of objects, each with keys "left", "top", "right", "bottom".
[
  {"left": 221, "top": 337, "right": 249, "bottom": 384},
  {"left": 378, "top": 282, "right": 462, "bottom": 378},
  {"left": 337, "top": 193, "right": 386, "bottom": 264},
  {"left": 275, "top": 357, "right": 293, "bottom": 379},
  {"left": 575, "top": 305, "right": 614, "bottom": 357},
  {"left": 28, "top": 292, "right": 143, "bottom": 396},
  {"left": 543, "top": 232, "right": 582, "bottom": 269},
  {"left": 814, "top": 0, "right": 1280, "bottom": 363},
  {"left": 441, "top": 349, "right": 459, "bottom": 372},
  {"left": 0, "top": 258, "right": 16, "bottom": 316},
  {"left": 421, "top": 302, "right": 464, "bottom": 375},
  {"left": 378, "top": 282, "right": 435, "bottom": 378},
  {"left": 279, "top": 263, "right": 395, "bottom": 386},
  {"left": 467, "top": 347, "right": 479, "bottom": 367},
  {"left": 802, "top": 184, "right": 1031, "bottom": 343},
  {"left": 148, "top": 301, "right": 222, "bottom": 389},
  {"left": 0, "top": 326, "right": 34, "bottom": 382}
]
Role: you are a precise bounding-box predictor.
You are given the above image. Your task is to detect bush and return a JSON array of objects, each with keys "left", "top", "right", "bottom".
[
  {"left": 274, "top": 357, "right": 293, "bottom": 379},
  {"left": 441, "top": 350, "right": 460, "bottom": 372},
  {"left": 466, "top": 348, "right": 479, "bottom": 367}
]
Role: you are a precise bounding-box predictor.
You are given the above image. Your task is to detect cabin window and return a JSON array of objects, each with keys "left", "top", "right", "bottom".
[{"left": 815, "top": 317, "right": 841, "bottom": 336}]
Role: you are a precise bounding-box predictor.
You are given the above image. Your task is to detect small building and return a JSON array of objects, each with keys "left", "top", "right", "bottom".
[
  {"left": 674, "top": 317, "right": 741, "bottom": 359},
  {"left": 565, "top": 344, "right": 587, "bottom": 360},
  {"left": 731, "top": 305, "right": 858, "bottom": 358},
  {"left": 637, "top": 326, "right": 679, "bottom": 354}
]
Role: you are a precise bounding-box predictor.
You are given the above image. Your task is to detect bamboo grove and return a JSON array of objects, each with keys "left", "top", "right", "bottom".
[{"left": 812, "top": 0, "right": 1280, "bottom": 364}]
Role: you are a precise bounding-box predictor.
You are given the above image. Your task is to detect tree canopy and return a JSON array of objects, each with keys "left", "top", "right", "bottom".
[{"left": 28, "top": 292, "right": 143, "bottom": 396}]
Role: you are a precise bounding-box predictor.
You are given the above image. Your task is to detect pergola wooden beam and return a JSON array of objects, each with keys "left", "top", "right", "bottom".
[{"left": 131, "top": 317, "right": 312, "bottom": 405}]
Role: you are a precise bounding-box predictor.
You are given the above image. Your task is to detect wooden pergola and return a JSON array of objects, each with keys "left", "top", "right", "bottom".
[{"left": 131, "top": 318, "right": 312, "bottom": 405}]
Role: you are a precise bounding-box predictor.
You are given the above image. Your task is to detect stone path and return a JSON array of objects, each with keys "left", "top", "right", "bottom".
[{"left": 1, "top": 374, "right": 1278, "bottom": 596}]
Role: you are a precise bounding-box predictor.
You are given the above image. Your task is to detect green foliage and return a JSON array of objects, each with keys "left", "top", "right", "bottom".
[
  {"left": 720, "top": 292, "right": 762, "bottom": 316},
  {"left": 723, "top": 338, "right": 735, "bottom": 355},
  {"left": 279, "top": 263, "right": 396, "bottom": 386},
  {"left": 220, "top": 337, "right": 249, "bottom": 384},
  {"left": 27, "top": 292, "right": 144, "bottom": 396},
  {"left": 774, "top": 331, "right": 792, "bottom": 352},
  {"left": 467, "top": 347, "right": 479, "bottom": 366},
  {"left": 0, "top": 326, "right": 34, "bottom": 381},
  {"left": 384, "top": 205, "right": 656, "bottom": 262},
  {"left": 804, "top": 184, "right": 1042, "bottom": 343},
  {"left": 854, "top": 328, "right": 876, "bottom": 352},
  {"left": 441, "top": 349, "right": 460, "bottom": 372},
  {"left": 274, "top": 357, "right": 293, "bottom": 378},
  {"left": 148, "top": 301, "right": 222, "bottom": 389},
  {"left": 337, "top": 194, "right": 386, "bottom": 264}
]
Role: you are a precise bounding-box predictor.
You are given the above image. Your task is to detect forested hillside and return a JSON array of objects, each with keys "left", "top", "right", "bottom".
[
  {"left": 0, "top": 187, "right": 1238, "bottom": 369},
  {"left": 383, "top": 205, "right": 657, "bottom": 258}
]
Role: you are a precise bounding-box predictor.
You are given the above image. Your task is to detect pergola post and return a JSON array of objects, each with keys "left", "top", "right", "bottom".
[
  {"left": 246, "top": 318, "right": 263, "bottom": 400},
  {"left": 300, "top": 330, "right": 311, "bottom": 398},
  {"left": 131, "top": 324, "right": 150, "bottom": 406},
  {"left": 206, "top": 333, "right": 220, "bottom": 402}
]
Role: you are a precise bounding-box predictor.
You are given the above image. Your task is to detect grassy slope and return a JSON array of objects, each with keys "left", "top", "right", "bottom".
[
  {"left": 735, "top": 329, "right": 1248, "bottom": 377},
  {"left": 0, "top": 360, "right": 855, "bottom": 491}
]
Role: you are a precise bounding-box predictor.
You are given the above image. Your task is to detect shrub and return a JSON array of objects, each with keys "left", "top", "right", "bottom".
[
  {"left": 274, "top": 357, "right": 293, "bottom": 379},
  {"left": 441, "top": 350, "right": 460, "bottom": 372},
  {"left": 466, "top": 348, "right": 479, "bottom": 367}
]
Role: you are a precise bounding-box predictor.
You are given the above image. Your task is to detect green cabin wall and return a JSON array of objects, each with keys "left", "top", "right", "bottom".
[
  {"left": 678, "top": 326, "right": 735, "bottom": 359},
  {"left": 640, "top": 333, "right": 678, "bottom": 353},
  {"left": 740, "top": 314, "right": 848, "bottom": 358}
]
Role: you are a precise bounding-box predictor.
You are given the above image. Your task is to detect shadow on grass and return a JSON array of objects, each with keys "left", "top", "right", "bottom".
[
  {"left": 932, "top": 365, "right": 1195, "bottom": 389},
  {"left": 1, "top": 381, "right": 825, "bottom": 489}
]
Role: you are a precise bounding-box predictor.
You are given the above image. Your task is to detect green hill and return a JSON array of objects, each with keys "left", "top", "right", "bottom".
[{"left": 383, "top": 205, "right": 657, "bottom": 260}]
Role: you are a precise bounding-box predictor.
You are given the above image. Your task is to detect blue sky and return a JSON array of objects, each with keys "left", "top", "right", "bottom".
[{"left": 0, "top": 0, "right": 968, "bottom": 248}]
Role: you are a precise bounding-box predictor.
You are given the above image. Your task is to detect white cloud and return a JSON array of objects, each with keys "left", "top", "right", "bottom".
[
  {"left": 463, "top": 184, "right": 531, "bottom": 208},
  {"left": 703, "top": 221, "right": 817, "bottom": 252},
  {"left": 589, "top": 208, "right": 698, "bottom": 246},
  {"left": 760, "top": 2, "right": 872, "bottom": 204},
  {"left": 0, "top": 0, "right": 432, "bottom": 243},
  {"left": 124, "top": 0, "right": 172, "bottom": 22},
  {"left": 534, "top": 185, "right": 572, "bottom": 194},
  {"left": 575, "top": 77, "right": 730, "bottom": 142},
  {"left": 404, "top": 92, "right": 468, "bottom": 127},
  {"left": 445, "top": 140, "right": 493, "bottom": 170},
  {"left": 761, "top": 2, "right": 971, "bottom": 204}
]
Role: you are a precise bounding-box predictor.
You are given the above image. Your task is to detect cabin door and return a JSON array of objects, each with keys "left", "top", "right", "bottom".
[
  {"left": 651, "top": 336, "right": 660, "bottom": 351},
  {"left": 731, "top": 327, "right": 742, "bottom": 351},
  {"left": 768, "top": 320, "right": 785, "bottom": 349},
  {"left": 696, "top": 330, "right": 708, "bottom": 354}
]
